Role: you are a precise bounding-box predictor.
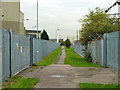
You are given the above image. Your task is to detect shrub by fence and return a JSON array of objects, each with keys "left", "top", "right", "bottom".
[
  {"left": 2, "top": 30, "right": 60, "bottom": 82},
  {"left": 74, "top": 31, "right": 120, "bottom": 72}
]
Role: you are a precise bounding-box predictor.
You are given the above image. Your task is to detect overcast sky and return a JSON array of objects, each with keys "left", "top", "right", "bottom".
[{"left": 20, "top": 0, "right": 118, "bottom": 40}]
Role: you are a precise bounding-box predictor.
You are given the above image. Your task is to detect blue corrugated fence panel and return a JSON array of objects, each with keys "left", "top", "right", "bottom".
[{"left": 2, "top": 30, "right": 10, "bottom": 82}]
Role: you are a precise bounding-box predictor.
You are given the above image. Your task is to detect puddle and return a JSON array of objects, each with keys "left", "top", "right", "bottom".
[{"left": 51, "top": 75, "right": 68, "bottom": 78}]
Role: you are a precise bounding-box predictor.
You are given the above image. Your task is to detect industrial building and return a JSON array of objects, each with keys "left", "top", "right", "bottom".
[{"left": 1, "top": 0, "right": 25, "bottom": 35}]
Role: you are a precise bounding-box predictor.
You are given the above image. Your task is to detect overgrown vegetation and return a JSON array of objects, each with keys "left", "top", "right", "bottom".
[
  {"left": 84, "top": 52, "right": 93, "bottom": 63},
  {"left": 64, "top": 47, "right": 101, "bottom": 67},
  {"left": 36, "top": 47, "right": 61, "bottom": 66},
  {"left": 3, "top": 76, "right": 39, "bottom": 88},
  {"left": 79, "top": 83, "right": 120, "bottom": 88},
  {"left": 60, "top": 48, "right": 62, "bottom": 56},
  {"left": 79, "top": 7, "right": 119, "bottom": 45},
  {"left": 64, "top": 39, "right": 71, "bottom": 48}
]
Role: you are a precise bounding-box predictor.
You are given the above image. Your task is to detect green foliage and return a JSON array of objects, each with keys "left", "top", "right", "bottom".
[
  {"left": 3, "top": 76, "right": 39, "bottom": 88},
  {"left": 64, "top": 47, "right": 101, "bottom": 67},
  {"left": 41, "top": 29, "right": 49, "bottom": 40},
  {"left": 60, "top": 40, "right": 64, "bottom": 46},
  {"left": 31, "top": 66, "right": 38, "bottom": 69},
  {"left": 30, "top": 70, "right": 34, "bottom": 72},
  {"left": 60, "top": 49, "right": 62, "bottom": 56},
  {"left": 79, "top": 83, "right": 120, "bottom": 88},
  {"left": 84, "top": 52, "right": 93, "bottom": 63},
  {"left": 36, "top": 47, "right": 61, "bottom": 66},
  {"left": 64, "top": 39, "right": 71, "bottom": 48},
  {"left": 79, "top": 7, "right": 119, "bottom": 45}
]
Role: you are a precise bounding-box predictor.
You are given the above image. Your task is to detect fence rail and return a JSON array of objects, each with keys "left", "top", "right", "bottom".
[
  {"left": 74, "top": 31, "right": 120, "bottom": 72},
  {"left": 2, "top": 30, "right": 60, "bottom": 82}
]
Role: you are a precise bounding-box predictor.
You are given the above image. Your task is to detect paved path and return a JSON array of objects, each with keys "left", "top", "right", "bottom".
[
  {"left": 57, "top": 46, "right": 66, "bottom": 64},
  {"left": 18, "top": 46, "right": 118, "bottom": 88}
]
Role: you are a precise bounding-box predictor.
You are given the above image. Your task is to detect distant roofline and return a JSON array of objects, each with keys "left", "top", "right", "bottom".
[{"left": 26, "top": 29, "right": 41, "bottom": 32}]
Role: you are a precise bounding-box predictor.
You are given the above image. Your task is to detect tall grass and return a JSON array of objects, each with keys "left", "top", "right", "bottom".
[
  {"left": 64, "top": 47, "right": 101, "bottom": 67},
  {"left": 37, "top": 47, "right": 61, "bottom": 66}
]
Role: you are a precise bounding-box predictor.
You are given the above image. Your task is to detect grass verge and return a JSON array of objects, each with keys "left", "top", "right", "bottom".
[
  {"left": 60, "top": 48, "right": 62, "bottom": 56},
  {"left": 64, "top": 47, "right": 101, "bottom": 67},
  {"left": 36, "top": 46, "right": 61, "bottom": 66},
  {"left": 3, "top": 76, "right": 39, "bottom": 88},
  {"left": 30, "top": 70, "right": 34, "bottom": 72},
  {"left": 79, "top": 83, "right": 120, "bottom": 88}
]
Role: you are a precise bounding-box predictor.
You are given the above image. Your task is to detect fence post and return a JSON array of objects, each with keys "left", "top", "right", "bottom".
[
  {"left": 118, "top": 0, "right": 120, "bottom": 84},
  {"left": 103, "top": 34, "right": 107, "bottom": 67},
  {"left": 8, "top": 30, "right": 12, "bottom": 78},
  {"left": 30, "top": 35, "right": 33, "bottom": 65}
]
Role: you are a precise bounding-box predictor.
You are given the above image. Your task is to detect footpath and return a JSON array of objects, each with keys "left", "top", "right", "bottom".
[{"left": 18, "top": 46, "right": 118, "bottom": 88}]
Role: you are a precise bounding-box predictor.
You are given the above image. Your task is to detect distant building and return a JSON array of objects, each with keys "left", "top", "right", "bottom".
[
  {"left": 1, "top": 0, "right": 25, "bottom": 35},
  {"left": 50, "top": 39, "right": 63, "bottom": 42},
  {"left": 26, "top": 30, "right": 41, "bottom": 39}
]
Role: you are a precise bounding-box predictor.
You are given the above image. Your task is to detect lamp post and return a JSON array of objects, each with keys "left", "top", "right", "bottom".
[
  {"left": 56, "top": 29, "right": 59, "bottom": 43},
  {"left": 37, "top": 0, "right": 39, "bottom": 39},
  {"left": 118, "top": 0, "right": 120, "bottom": 31}
]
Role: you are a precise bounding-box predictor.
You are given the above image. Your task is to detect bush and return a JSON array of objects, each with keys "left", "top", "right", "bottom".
[
  {"left": 64, "top": 39, "right": 71, "bottom": 48},
  {"left": 84, "top": 52, "right": 93, "bottom": 63}
]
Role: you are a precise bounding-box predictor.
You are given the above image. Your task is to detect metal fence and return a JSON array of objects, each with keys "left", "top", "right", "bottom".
[
  {"left": 74, "top": 31, "right": 120, "bottom": 72},
  {"left": 106, "top": 31, "right": 120, "bottom": 71},
  {"left": 2, "top": 30, "right": 10, "bottom": 82},
  {"left": 11, "top": 32, "right": 30, "bottom": 75},
  {"left": 33, "top": 38, "right": 60, "bottom": 63},
  {"left": 2, "top": 30, "right": 60, "bottom": 82},
  {"left": 0, "top": 30, "right": 2, "bottom": 85},
  {"left": 74, "top": 42, "right": 85, "bottom": 57}
]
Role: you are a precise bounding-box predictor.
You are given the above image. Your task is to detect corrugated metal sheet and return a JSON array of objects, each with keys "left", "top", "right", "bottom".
[
  {"left": 2, "top": 30, "right": 10, "bottom": 82},
  {"left": 11, "top": 32, "right": 30, "bottom": 75},
  {"left": 74, "top": 42, "right": 85, "bottom": 57},
  {"left": 33, "top": 38, "right": 60, "bottom": 63},
  {"left": 0, "top": 30, "right": 2, "bottom": 85},
  {"left": 2, "top": 30, "right": 60, "bottom": 83}
]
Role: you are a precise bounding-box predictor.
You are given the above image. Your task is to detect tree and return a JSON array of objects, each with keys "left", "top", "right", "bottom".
[
  {"left": 64, "top": 39, "right": 71, "bottom": 48},
  {"left": 60, "top": 40, "right": 64, "bottom": 46},
  {"left": 41, "top": 29, "right": 49, "bottom": 40},
  {"left": 79, "top": 7, "right": 118, "bottom": 45}
]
